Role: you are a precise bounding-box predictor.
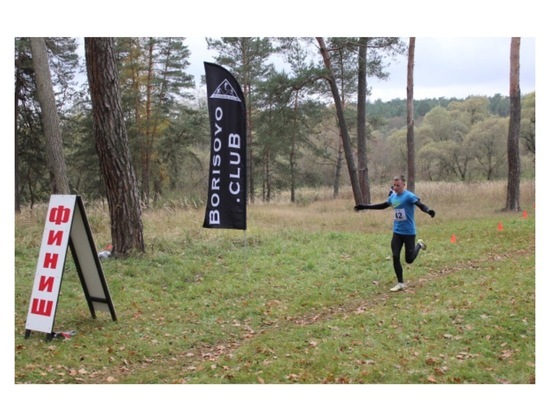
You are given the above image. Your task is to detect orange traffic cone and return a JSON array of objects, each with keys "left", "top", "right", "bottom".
[
  {"left": 523, "top": 210, "right": 528, "bottom": 219},
  {"left": 497, "top": 222, "right": 503, "bottom": 231},
  {"left": 451, "top": 234, "right": 456, "bottom": 244}
]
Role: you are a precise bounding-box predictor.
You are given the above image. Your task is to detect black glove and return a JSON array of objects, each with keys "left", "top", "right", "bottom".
[
  {"left": 428, "top": 209, "right": 436, "bottom": 218},
  {"left": 354, "top": 205, "right": 365, "bottom": 212}
]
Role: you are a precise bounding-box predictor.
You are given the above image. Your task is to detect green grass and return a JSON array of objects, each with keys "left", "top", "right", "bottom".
[{"left": 14, "top": 181, "right": 535, "bottom": 385}]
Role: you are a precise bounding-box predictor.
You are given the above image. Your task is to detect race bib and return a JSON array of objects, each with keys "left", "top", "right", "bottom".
[{"left": 394, "top": 208, "right": 407, "bottom": 221}]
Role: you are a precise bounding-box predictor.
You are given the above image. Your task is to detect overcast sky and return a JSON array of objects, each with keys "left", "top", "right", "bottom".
[{"left": 186, "top": 37, "right": 535, "bottom": 102}]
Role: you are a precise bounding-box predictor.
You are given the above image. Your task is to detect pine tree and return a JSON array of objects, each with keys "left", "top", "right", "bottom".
[
  {"left": 30, "top": 37, "right": 70, "bottom": 194},
  {"left": 85, "top": 37, "right": 145, "bottom": 257},
  {"left": 206, "top": 37, "right": 274, "bottom": 203},
  {"left": 505, "top": 37, "right": 522, "bottom": 211}
]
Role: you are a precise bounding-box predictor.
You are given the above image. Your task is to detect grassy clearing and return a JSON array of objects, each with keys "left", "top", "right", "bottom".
[{"left": 14, "top": 181, "right": 535, "bottom": 386}]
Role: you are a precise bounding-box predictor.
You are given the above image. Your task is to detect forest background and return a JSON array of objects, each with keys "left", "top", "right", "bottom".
[{"left": 14, "top": 37, "right": 536, "bottom": 211}]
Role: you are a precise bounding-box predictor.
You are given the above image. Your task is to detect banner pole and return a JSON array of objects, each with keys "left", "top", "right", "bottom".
[{"left": 243, "top": 230, "right": 248, "bottom": 278}]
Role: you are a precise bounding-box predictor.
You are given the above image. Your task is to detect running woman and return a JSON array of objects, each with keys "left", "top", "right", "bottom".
[{"left": 354, "top": 175, "right": 436, "bottom": 292}]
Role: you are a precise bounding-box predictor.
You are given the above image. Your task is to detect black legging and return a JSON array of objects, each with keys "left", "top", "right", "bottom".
[{"left": 391, "top": 233, "right": 422, "bottom": 283}]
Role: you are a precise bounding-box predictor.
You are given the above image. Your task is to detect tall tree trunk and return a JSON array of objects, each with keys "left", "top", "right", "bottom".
[
  {"left": 406, "top": 37, "right": 416, "bottom": 193},
  {"left": 333, "top": 142, "right": 343, "bottom": 198},
  {"left": 505, "top": 37, "right": 521, "bottom": 211},
  {"left": 317, "top": 37, "right": 362, "bottom": 204},
  {"left": 290, "top": 92, "right": 298, "bottom": 203},
  {"left": 29, "top": 37, "right": 70, "bottom": 194},
  {"left": 15, "top": 69, "right": 21, "bottom": 213},
  {"left": 245, "top": 82, "right": 255, "bottom": 203},
  {"left": 333, "top": 55, "right": 347, "bottom": 200},
  {"left": 85, "top": 37, "right": 145, "bottom": 257},
  {"left": 142, "top": 37, "right": 155, "bottom": 206},
  {"left": 265, "top": 150, "right": 271, "bottom": 202},
  {"left": 357, "top": 37, "right": 371, "bottom": 204}
]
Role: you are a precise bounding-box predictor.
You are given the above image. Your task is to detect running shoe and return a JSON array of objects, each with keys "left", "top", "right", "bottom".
[
  {"left": 390, "top": 283, "right": 405, "bottom": 292},
  {"left": 418, "top": 239, "right": 427, "bottom": 250}
]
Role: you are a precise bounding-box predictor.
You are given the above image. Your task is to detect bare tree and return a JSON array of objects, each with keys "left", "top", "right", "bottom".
[
  {"left": 406, "top": 37, "right": 416, "bottom": 193},
  {"left": 85, "top": 37, "right": 145, "bottom": 257},
  {"left": 505, "top": 37, "right": 521, "bottom": 211},
  {"left": 15, "top": 67, "right": 21, "bottom": 213},
  {"left": 316, "top": 37, "right": 362, "bottom": 204},
  {"left": 29, "top": 37, "right": 70, "bottom": 194},
  {"left": 357, "top": 37, "right": 370, "bottom": 203}
]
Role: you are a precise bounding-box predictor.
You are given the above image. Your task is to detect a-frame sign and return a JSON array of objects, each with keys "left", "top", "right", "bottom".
[{"left": 25, "top": 195, "right": 117, "bottom": 340}]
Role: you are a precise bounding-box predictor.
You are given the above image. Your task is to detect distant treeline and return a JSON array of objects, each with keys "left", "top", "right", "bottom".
[{"left": 367, "top": 94, "right": 511, "bottom": 120}]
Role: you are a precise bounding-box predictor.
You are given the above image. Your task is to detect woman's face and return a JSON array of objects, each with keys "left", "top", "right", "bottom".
[{"left": 392, "top": 179, "right": 405, "bottom": 194}]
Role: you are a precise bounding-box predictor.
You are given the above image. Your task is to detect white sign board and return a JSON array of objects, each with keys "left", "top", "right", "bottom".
[{"left": 25, "top": 195, "right": 116, "bottom": 337}]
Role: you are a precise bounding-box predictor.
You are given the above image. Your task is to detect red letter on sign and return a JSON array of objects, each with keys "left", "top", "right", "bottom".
[
  {"left": 31, "top": 298, "right": 54, "bottom": 317},
  {"left": 38, "top": 275, "right": 55, "bottom": 293},
  {"left": 43, "top": 253, "right": 59, "bottom": 269},
  {"left": 47, "top": 230, "right": 63, "bottom": 246},
  {"left": 49, "top": 206, "right": 71, "bottom": 225}
]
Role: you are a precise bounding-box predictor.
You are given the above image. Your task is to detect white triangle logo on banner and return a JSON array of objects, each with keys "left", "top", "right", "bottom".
[{"left": 210, "top": 79, "right": 242, "bottom": 102}]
